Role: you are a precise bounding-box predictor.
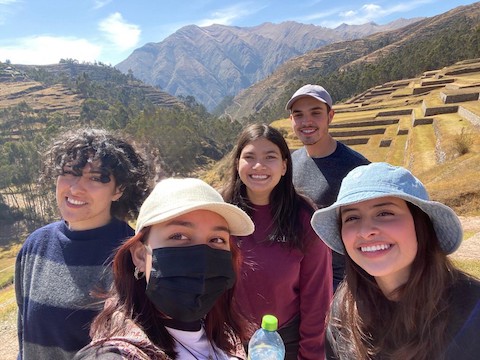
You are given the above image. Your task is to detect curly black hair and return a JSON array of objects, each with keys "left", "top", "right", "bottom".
[{"left": 42, "top": 128, "right": 152, "bottom": 221}]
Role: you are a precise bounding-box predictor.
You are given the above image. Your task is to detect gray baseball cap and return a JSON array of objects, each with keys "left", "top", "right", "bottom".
[{"left": 285, "top": 84, "right": 333, "bottom": 110}]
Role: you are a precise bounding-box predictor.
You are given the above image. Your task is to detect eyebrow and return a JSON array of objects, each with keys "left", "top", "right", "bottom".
[
  {"left": 340, "top": 201, "right": 401, "bottom": 215},
  {"left": 243, "top": 150, "right": 280, "bottom": 156},
  {"left": 166, "top": 219, "right": 231, "bottom": 234}
]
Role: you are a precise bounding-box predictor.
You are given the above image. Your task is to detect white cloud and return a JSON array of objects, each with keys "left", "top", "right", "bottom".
[
  {"left": 0, "top": 35, "right": 101, "bottom": 65},
  {"left": 295, "top": 7, "right": 343, "bottom": 24},
  {"left": 319, "top": 0, "right": 435, "bottom": 28},
  {"left": 93, "top": 0, "right": 113, "bottom": 10},
  {"left": 98, "top": 12, "right": 141, "bottom": 51},
  {"left": 197, "top": 2, "right": 265, "bottom": 26}
]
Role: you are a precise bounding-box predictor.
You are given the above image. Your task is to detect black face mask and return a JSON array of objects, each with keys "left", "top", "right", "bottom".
[{"left": 145, "top": 244, "right": 236, "bottom": 322}]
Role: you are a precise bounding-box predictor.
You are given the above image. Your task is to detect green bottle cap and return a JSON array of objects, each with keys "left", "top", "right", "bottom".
[{"left": 261, "top": 314, "right": 278, "bottom": 331}]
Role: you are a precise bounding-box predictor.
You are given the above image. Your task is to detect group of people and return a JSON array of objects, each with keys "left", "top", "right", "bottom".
[{"left": 15, "top": 84, "right": 479, "bottom": 360}]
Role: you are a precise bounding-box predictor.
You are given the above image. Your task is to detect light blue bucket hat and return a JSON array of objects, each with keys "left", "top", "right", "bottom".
[{"left": 310, "top": 162, "right": 463, "bottom": 255}]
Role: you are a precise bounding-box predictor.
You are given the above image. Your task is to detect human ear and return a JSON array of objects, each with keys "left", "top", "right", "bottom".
[
  {"left": 112, "top": 185, "right": 124, "bottom": 201},
  {"left": 328, "top": 109, "right": 335, "bottom": 124},
  {"left": 130, "top": 242, "right": 148, "bottom": 273}
]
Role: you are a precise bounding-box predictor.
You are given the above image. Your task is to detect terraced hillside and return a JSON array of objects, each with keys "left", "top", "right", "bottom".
[{"left": 206, "top": 59, "right": 480, "bottom": 215}]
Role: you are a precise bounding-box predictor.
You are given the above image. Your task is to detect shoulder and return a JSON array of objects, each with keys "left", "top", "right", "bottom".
[
  {"left": 336, "top": 142, "right": 369, "bottom": 163},
  {"left": 108, "top": 218, "right": 135, "bottom": 236},
  {"left": 444, "top": 274, "right": 480, "bottom": 359},
  {"left": 75, "top": 339, "right": 169, "bottom": 360},
  {"left": 449, "top": 274, "right": 480, "bottom": 305},
  {"left": 26, "top": 221, "right": 63, "bottom": 239},
  {"left": 74, "top": 344, "right": 124, "bottom": 360},
  {"left": 19, "top": 221, "right": 64, "bottom": 253},
  {"left": 291, "top": 147, "right": 307, "bottom": 161}
]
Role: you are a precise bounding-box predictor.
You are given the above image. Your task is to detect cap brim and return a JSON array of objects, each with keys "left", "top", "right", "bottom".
[
  {"left": 285, "top": 94, "right": 329, "bottom": 110},
  {"left": 137, "top": 201, "right": 254, "bottom": 236}
]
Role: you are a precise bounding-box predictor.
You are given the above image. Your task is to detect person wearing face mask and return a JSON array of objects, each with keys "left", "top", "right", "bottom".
[{"left": 74, "top": 177, "right": 255, "bottom": 360}]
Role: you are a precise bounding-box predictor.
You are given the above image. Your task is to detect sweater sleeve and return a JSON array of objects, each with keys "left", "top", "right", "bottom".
[
  {"left": 298, "top": 209, "right": 333, "bottom": 359},
  {"left": 15, "top": 246, "right": 25, "bottom": 360}
]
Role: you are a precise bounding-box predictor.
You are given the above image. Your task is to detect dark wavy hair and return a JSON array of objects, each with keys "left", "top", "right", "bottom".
[
  {"left": 88, "top": 227, "right": 251, "bottom": 359},
  {"left": 327, "top": 203, "right": 465, "bottom": 360},
  {"left": 221, "top": 123, "right": 314, "bottom": 251},
  {"left": 42, "top": 128, "right": 151, "bottom": 221}
]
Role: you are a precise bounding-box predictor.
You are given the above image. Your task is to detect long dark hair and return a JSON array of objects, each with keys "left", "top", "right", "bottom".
[
  {"left": 328, "top": 203, "right": 462, "bottom": 360},
  {"left": 221, "top": 123, "right": 314, "bottom": 251},
  {"left": 88, "top": 227, "right": 250, "bottom": 359}
]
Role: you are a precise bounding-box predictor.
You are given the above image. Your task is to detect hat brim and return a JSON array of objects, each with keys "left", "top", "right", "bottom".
[
  {"left": 311, "top": 191, "right": 463, "bottom": 255},
  {"left": 285, "top": 94, "right": 330, "bottom": 110},
  {"left": 137, "top": 201, "right": 254, "bottom": 236}
]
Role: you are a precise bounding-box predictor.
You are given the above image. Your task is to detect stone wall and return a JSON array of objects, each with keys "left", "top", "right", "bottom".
[
  {"left": 458, "top": 106, "right": 480, "bottom": 127},
  {"left": 441, "top": 92, "right": 479, "bottom": 104}
]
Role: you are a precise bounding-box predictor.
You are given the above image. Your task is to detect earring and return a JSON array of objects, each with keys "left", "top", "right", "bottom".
[{"left": 134, "top": 267, "right": 145, "bottom": 280}]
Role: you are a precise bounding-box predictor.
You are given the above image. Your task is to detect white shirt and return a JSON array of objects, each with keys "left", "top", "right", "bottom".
[{"left": 166, "top": 326, "right": 239, "bottom": 360}]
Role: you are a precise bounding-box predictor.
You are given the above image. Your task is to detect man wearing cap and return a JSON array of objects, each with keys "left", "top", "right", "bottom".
[{"left": 286, "top": 84, "right": 369, "bottom": 291}]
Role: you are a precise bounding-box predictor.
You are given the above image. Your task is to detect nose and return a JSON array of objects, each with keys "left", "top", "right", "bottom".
[
  {"left": 252, "top": 161, "right": 265, "bottom": 170},
  {"left": 298, "top": 113, "right": 314, "bottom": 126},
  {"left": 357, "top": 219, "right": 379, "bottom": 240},
  {"left": 69, "top": 175, "right": 87, "bottom": 193}
]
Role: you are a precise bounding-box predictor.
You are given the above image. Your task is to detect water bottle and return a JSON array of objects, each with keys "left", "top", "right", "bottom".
[{"left": 248, "top": 314, "right": 285, "bottom": 360}]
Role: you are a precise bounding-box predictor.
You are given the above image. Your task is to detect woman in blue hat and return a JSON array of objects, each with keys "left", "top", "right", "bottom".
[{"left": 310, "top": 162, "right": 480, "bottom": 360}]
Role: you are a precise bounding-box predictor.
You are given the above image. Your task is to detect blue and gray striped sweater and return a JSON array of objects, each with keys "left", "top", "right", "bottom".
[{"left": 15, "top": 218, "right": 134, "bottom": 359}]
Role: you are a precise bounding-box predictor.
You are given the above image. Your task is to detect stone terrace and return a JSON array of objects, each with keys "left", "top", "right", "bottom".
[{"left": 325, "top": 58, "right": 480, "bottom": 173}]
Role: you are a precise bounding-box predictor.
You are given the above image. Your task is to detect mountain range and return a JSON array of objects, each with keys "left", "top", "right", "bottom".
[
  {"left": 224, "top": 2, "right": 480, "bottom": 122},
  {"left": 116, "top": 18, "right": 422, "bottom": 111}
]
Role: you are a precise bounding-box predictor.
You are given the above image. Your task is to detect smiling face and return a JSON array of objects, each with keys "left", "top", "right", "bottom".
[
  {"left": 237, "top": 137, "right": 287, "bottom": 205},
  {"left": 290, "top": 96, "right": 334, "bottom": 148},
  {"left": 56, "top": 162, "right": 123, "bottom": 231},
  {"left": 137, "top": 210, "right": 231, "bottom": 282},
  {"left": 340, "top": 196, "right": 418, "bottom": 297}
]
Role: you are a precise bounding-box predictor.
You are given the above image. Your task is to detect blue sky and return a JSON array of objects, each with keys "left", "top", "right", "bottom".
[{"left": 0, "top": 0, "right": 477, "bottom": 66}]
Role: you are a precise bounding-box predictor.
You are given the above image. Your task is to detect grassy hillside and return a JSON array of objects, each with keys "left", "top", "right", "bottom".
[{"left": 205, "top": 59, "right": 480, "bottom": 216}]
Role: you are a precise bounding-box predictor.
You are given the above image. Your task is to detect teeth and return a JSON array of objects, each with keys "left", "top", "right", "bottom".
[
  {"left": 251, "top": 174, "right": 268, "bottom": 179},
  {"left": 302, "top": 129, "right": 315, "bottom": 134},
  {"left": 67, "top": 197, "right": 87, "bottom": 205},
  {"left": 360, "top": 244, "right": 391, "bottom": 252}
]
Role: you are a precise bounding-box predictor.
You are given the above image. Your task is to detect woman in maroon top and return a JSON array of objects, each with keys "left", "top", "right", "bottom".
[{"left": 221, "top": 123, "right": 333, "bottom": 359}]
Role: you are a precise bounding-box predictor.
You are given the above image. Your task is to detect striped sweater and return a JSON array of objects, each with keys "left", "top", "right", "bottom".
[{"left": 15, "top": 218, "right": 134, "bottom": 359}]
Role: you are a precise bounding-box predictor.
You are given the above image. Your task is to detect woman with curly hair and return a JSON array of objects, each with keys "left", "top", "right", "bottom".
[
  {"left": 311, "top": 162, "right": 480, "bottom": 360},
  {"left": 15, "top": 128, "right": 152, "bottom": 360}
]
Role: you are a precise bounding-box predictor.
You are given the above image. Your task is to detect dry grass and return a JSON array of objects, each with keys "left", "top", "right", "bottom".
[{"left": 452, "top": 259, "right": 480, "bottom": 278}]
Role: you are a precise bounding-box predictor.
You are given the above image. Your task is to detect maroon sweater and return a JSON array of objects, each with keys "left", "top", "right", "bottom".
[{"left": 233, "top": 204, "right": 333, "bottom": 359}]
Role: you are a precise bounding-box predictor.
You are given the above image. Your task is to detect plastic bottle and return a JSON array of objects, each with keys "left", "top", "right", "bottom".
[{"left": 248, "top": 314, "right": 285, "bottom": 360}]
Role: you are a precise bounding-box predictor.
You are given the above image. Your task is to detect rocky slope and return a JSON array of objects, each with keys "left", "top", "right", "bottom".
[{"left": 116, "top": 19, "right": 422, "bottom": 111}]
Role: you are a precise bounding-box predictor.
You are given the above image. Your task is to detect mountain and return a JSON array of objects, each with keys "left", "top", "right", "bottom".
[
  {"left": 115, "top": 19, "right": 422, "bottom": 111},
  {"left": 224, "top": 2, "right": 480, "bottom": 122},
  {"left": 0, "top": 61, "right": 183, "bottom": 117}
]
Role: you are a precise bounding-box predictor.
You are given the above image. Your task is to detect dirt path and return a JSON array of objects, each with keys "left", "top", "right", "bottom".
[{"left": 452, "top": 216, "right": 480, "bottom": 260}]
